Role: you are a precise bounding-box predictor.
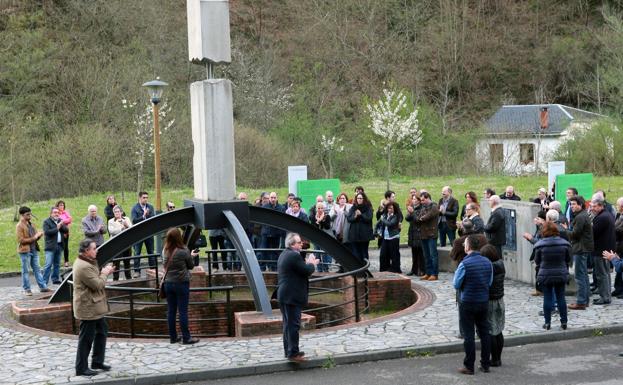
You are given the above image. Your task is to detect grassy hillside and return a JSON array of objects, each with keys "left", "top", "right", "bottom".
[{"left": 2, "top": 175, "right": 621, "bottom": 273}]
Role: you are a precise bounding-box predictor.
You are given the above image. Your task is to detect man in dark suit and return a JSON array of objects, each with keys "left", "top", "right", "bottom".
[
  {"left": 277, "top": 232, "right": 319, "bottom": 362},
  {"left": 484, "top": 195, "right": 506, "bottom": 258},
  {"left": 438, "top": 186, "right": 459, "bottom": 247},
  {"left": 42, "top": 206, "right": 69, "bottom": 285},
  {"left": 590, "top": 195, "right": 616, "bottom": 305}
]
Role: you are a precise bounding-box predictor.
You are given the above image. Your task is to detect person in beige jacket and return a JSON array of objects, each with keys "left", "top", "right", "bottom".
[{"left": 73, "top": 238, "right": 115, "bottom": 377}]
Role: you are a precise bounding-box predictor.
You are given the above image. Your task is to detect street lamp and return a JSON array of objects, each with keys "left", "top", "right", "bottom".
[{"left": 142, "top": 78, "right": 168, "bottom": 213}]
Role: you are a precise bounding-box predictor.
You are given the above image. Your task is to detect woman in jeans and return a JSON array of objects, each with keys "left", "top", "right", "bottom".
[
  {"left": 534, "top": 221, "right": 571, "bottom": 331},
  {"left": 480, "top": 244, "right": 505, "bottom": 367},
  {"left": 162, "top": 228, "right": 200, "bottom": 344}
]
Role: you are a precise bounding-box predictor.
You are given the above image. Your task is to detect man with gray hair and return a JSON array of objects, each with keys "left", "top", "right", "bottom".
[
  {"left": 81, "top": 205, "right": 106, "bottom": 247},
  {"left": 277, "top": 233, "right": 319, "bottom": 362},
  {"left": 590, "top": 194, "right": 615, "bottom": 305},
  {"left": 484, "top": 195, "right": 506, "bottom": 258},
  {"left": 549, "top": 201, "right": 568, "bottom": 226}
]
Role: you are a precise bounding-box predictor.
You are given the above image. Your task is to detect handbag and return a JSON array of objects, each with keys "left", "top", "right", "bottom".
[{"left": 158, "top": 248, "right": 176, "bottom": 299}]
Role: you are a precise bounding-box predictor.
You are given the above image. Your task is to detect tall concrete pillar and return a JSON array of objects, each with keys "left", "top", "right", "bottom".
[{"left": 190, "top": 79, "right": 236, "bottom": 201}]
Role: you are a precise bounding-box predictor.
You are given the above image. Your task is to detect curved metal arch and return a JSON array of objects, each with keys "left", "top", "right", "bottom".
[
  {"left": 48, "top": 207, "right": 197, "bottom": 304},
  {"left": 248, "top": 206, "right": 371, "bottom": 277}
]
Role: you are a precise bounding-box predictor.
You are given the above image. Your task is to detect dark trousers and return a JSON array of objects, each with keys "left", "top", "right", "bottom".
[
  {"left": 280, "top": 302, "right": 302, "bottom": 358},
  {"left": 260, "top": 236, "right": 280, "bottom": 271},
  {"left": 614, "top": 269, "right": 623, "bottom": 295},
  {"left": 490, "top": 333, "right": 504, "bottom": 364},
  {"left": 62, "top": 234, "right": 70, "bottom": 263},
  {"left": 351, "top": 241, "right": 369, "bottom": 263},
  {"left": 76, "top": 318, "right": 108, "bottom": 374},
  {"left": 459, "top": 302, "right": 490, "bottom": 371},
  {"left": 112, "top": 249, "right": 132, "bottom": 280},
  {"left": 133, "top": 237, "right": 155, "bottom": 272},
  {"left": 165, "top": 281, "right": 191, "bottom": 342},
  {"left": 438, "top": 221, "right": 455, "bottom": 247},
  {"left": 543, "top": 282, "right": 568, "bottom": 324},
  {"left": 410, "top": 244, "right": 425, "bottom": 275},
  {"left": 209, "top": 235, "right": 227, "bottom": 270},
  {"left": 380, "top": 237, "right": 401, "bottom": 273}
]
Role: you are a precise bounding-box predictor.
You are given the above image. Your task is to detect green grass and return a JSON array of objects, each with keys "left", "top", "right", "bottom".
[{"left": 2, "top": 175, "right": 622, "bottom": 272}]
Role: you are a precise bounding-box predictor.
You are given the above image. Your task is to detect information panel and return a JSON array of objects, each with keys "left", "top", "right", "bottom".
[{"left": 502, "top": 208, "right": 517, "bottom": 252}]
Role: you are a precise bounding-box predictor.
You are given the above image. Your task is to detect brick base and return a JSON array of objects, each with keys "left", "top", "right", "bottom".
[
  {"left": 235, "top": 309, "right": 315, "bottom": 337},
  {"left": 11, "top": 269, "right": 417, "bottom": 339}
]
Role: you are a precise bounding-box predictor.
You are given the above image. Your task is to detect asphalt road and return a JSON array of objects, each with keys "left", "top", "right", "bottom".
[{"left": 180, "top": 335, "right": 623, "bottom": 385}]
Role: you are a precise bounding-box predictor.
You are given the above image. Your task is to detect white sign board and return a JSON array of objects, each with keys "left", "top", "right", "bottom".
[
  {"left": 288, "top": 166, "right": 308, "bottom": 196},
  {"left": 548, "top": 161, "right": 565, "bottom": 198}
]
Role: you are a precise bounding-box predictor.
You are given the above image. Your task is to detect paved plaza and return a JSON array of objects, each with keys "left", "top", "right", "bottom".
[{"left": 0, "top": 251, "right": 622, "bottom": 384}]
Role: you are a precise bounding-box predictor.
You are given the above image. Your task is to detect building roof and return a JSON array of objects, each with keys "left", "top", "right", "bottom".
[{"left": 485, "top": 104, "right": 603, "bottom": 135}]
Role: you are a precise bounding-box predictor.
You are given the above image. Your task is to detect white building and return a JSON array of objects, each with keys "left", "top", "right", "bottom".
[{"left": 476, "top": 104, "right": 603, "bottom": 175}]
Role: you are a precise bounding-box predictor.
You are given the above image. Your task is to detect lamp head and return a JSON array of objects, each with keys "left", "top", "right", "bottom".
[{"left": 142, "top": 78, "right": 168, "bottom": 105}]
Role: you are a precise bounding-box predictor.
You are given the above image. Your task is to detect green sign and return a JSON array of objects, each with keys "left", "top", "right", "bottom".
[
  {"left": 296, "top": 179, "right": 341, "bottom": 211},
  {"left": 555, "top": 173, "right": 593, "bottom": 209}
]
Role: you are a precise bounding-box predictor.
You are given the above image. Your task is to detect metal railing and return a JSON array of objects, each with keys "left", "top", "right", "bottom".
[
  {"left": 68, "top": 248, "right": 369, "bottom": 337},
  {"left": 307, "top": 260, "right": 370, "bottom": 327},
  {"left": 199, "top": 248, "right": 370, "bottom": 328},
  {"left": 103, "top": 285, "right": 234, "bottom": 338}
]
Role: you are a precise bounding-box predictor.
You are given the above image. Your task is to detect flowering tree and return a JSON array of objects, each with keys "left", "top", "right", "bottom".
[
  {"left": 122, "top": 98, "right": 175, "bottom": 192},
  {"left": 319, "top": 134, "right": 344, "bottom": 178},
  {"left": 367, "top": 88, "right": 421, "bottom": 190}
]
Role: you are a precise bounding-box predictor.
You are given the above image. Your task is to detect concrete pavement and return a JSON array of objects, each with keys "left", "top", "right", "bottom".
[{"left": 0, "top": 251, "right": 622, "bottom": 385}]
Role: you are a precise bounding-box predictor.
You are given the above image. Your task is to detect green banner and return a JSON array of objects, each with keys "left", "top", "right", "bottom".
[
  {"left": 555, "top": 173, "right": 593, "bottom": 209},
  {"left": 296, "top": 179, "right": 341, "bottom": 211}
]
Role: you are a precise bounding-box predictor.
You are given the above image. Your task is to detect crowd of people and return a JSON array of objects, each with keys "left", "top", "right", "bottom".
[{"left": 14, "top": 183, "right": 623, "bottom": 374}]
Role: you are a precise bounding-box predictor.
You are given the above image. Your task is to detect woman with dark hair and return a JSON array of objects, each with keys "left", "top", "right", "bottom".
[
  {"left": 534, "top": 221, "right": 571, "bottom": 331},
  {"left": 405, "top": 193, "right": 425, "bottom": 276},
  {"left": 56, "top": 200, "right": 72, "bottom": 268},
  {"left": 378, "top": 201, "right": 402, "bottom": 273},
  {"left": 460, "top": 192, "right": 479, "bottom": 220},
  {"left": 346, "top": 192, "right": 374, "bottom": 263},
  {"left": 330, "top": 193, "right": 351, "bottom": 244},
  {"left": 480, "top": 244, "right": 505, "bottom": 367},
  {"left": 162, "top": 228, "right": 200, "bottom": 344},
  {"left": 104, "top": 195, "right": 117, "bottom": 223}
]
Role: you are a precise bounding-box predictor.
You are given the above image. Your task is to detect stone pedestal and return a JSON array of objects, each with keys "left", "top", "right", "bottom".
[
  {"left": 234, "top": 309, "right": 316, "bottom": 337},
  {"left": 190, "top": 79, "right": 236, "bottom": 201}
]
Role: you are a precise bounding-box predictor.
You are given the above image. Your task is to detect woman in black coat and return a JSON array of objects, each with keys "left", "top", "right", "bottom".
[
  {"left": 346, "top": 192, "right": 374, "bottom": 263},
  {"left": 378, "top": 202, "right": 401, "bottom": 273},
  {"left": 534, "top": 221, "right": 571, "bottom": 330}
]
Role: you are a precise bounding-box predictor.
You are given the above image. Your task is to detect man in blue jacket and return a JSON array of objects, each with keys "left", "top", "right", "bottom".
[
  {"left": 277, "top": 232, "right": 318, "bottom": 362},
  {"left": 453, "top": 234, "right": 493, "bottom": 375},
  {"left": 602, "top": 249, "right": 623, "bottom": 357}
]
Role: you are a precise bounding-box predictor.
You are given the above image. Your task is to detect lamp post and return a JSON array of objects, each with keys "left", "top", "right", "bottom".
[{"left": 142, "top": 78, "right": 168, "bottom": 213}]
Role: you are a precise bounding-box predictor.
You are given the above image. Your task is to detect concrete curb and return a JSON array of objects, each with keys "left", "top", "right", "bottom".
[{"left": 79, "top": 324, "right": 623, "bottom": 385}]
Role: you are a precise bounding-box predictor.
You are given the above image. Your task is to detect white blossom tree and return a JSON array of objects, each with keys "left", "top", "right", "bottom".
[
  {"left": 122, "top": 98, "right": 175, "bottom": 193},
  {"left": 319, "top": 134, "right": 344, "bottom": 178},
  {"left": 367, "top": 88, "right": 421, "bottom": 190}
]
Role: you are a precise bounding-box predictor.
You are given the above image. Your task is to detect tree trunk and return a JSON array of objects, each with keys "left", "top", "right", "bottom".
[{"left": 386, "top": 146, "right": 392, "bottom": 191}]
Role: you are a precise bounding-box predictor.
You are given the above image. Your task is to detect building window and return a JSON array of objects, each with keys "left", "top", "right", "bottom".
[
  {"left": 520, "top": 143, "right": 534, "bottom": 164},
  {"left": 489, "top": 143, "right": 503, "bottom": 171}
]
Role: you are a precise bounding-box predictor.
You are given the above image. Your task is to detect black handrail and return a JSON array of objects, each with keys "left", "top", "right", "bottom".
[
  {"left": 67, "top": 249, "right": 370, "bottom": 336},
  {"left": 67, "top": 278, "right": 235, "bottom": 338}
]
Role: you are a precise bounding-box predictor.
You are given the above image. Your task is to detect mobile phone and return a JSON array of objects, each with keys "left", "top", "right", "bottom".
[{"left": 193, "top": 248, "right": 199, "bottom": 253}]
